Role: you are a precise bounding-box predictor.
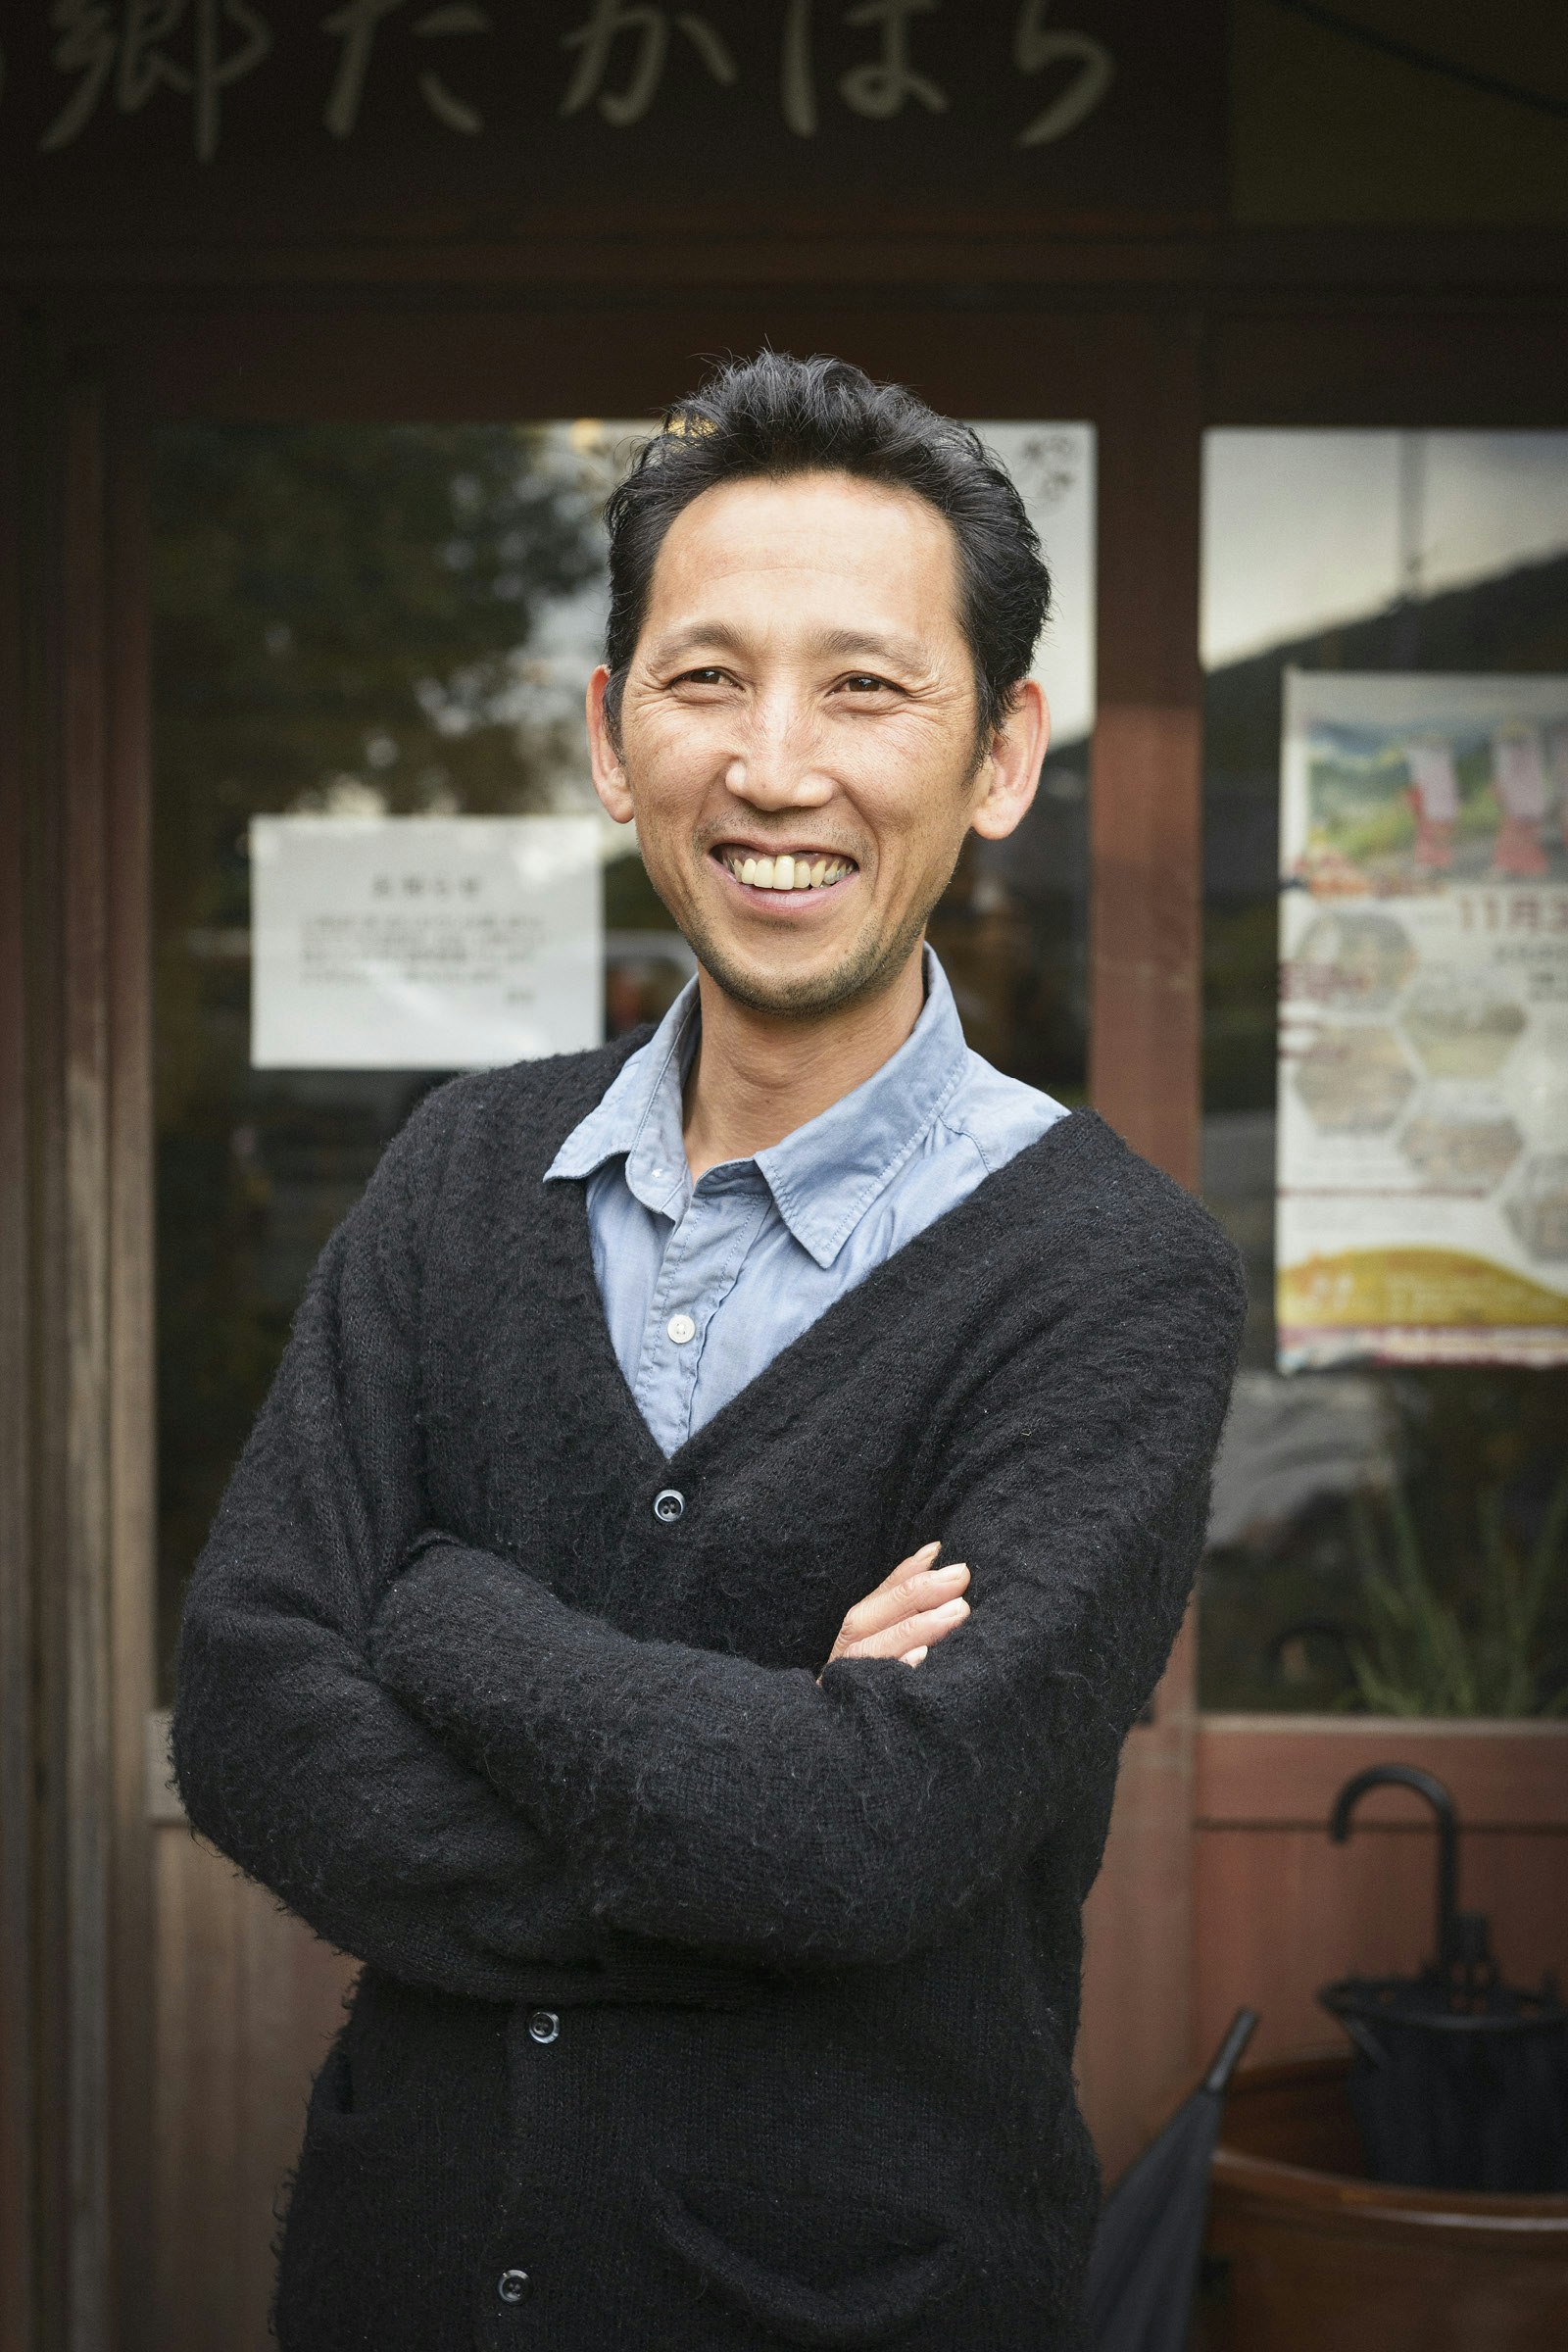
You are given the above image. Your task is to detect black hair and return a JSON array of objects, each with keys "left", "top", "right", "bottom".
[{"left": 602, "top": 352, "right": 1051, "bottom": 753}]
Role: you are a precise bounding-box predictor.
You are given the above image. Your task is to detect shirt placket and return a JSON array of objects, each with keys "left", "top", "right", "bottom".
[{"left": 631, "top": 1171, "right": 770, "bottom": 1455}]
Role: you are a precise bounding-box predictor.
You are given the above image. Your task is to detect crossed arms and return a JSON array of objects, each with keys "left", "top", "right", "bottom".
[{"left": 171, "top": 1094, "right": 1243, "bottom": 2001}]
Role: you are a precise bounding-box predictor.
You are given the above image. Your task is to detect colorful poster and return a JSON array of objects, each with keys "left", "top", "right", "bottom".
[
  {"left": 250, "top": 814, "right": 603, "bottom": 1069},
  {"left": 1277, "top": 672, "right": 1568, "bottom": 1369}
]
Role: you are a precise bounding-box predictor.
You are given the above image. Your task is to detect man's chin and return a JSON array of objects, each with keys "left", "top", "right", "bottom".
[{"left": 690, "top": 925, "right": 902, "bottom": 1020}]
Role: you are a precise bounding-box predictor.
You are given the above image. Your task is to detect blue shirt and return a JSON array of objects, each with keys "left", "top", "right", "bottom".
[{"left": 545, "top": 951, "right": 1067, "bottom": 1460}]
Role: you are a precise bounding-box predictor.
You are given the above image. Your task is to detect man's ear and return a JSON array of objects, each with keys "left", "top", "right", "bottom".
[
  {"left": 587, "top": 665, "right": 635, "bottom": 825},
  {"left": 969, "top": 677, "right": 1050, "bottom": 843}
]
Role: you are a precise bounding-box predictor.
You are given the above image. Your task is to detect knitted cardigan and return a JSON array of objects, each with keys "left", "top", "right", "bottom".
[{"left": 170, "top": 1035, "right": 1246, "bottom": 2352}]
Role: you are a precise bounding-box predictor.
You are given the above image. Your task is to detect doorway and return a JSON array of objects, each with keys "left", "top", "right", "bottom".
[{"left": 9, "top": 298, "right": 1206, "bottom": 2350}]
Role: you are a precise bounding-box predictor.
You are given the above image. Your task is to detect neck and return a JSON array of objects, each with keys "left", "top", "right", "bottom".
[{"left": 682, "top": 948, "right": 926, "bottom": 1183}]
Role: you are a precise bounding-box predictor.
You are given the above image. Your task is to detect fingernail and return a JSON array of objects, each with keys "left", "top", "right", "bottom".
[
  {"left": 904, "top": 1645, "right": 928, "bottom": 1666},
  {"left": 936, "top": 1596, "right": 969, "bottom": 1622},
  {"left": 915, "top": 1541, "right": 941, "bottom": 1558},
  {"left": 932, "top": 1561, "right": 968, "bottom": 1581}
]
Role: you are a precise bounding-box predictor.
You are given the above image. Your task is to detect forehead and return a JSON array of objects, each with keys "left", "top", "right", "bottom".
[{"left": 644, "top": 470, "right": 964, "bottom": 642}]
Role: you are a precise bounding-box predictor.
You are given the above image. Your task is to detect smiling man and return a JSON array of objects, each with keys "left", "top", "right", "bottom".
[{"left": 172, "top": 355, "right": 1246, "bottom": 2352}]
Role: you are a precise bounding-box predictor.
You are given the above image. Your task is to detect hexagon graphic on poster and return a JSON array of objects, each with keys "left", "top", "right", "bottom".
[
  {"left": 1293, "top": 1024, "right": 1417, "bottom": 1134},
  {"left": 1292, "top": 909, "right": 1417, "bottom": 1016},
  {"left": 1397, "top": 1087, "right": 1524, "bottom": 1194},
  {"left": 1398, "top": 972, "right": 1527, "bottom": 1083},
  {"left": 1505, "top": 1154, "right": 1568, "bottom": 1263}
]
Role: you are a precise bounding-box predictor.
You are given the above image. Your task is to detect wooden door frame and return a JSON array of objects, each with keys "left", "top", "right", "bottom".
[
  {"left": 8, "top": 261, "right": 1567, "bottom": 2343},
  {"left": 1, "top": 314, "right": 156, "bottom": 2352},
  {"left": 0, "top": 291, "right": 35, "bottom": 2352},
  {"left": 2, "top": 291, "right": 1210, "bottom": 2327}
]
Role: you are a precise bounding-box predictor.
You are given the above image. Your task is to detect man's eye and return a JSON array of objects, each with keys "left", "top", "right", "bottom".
[
  {"left": 674, "top": 666, "right": 728, "bottom": 687},
  {"left": 838, "top": 674, "right": 894, "bottom": 695}
]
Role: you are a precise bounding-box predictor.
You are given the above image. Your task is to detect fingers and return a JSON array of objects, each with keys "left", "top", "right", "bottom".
[
  {"left": 827, "top": 1552, "right": 971, "bottom": 1668},
  {"left": 844, "top": 1586, "right": 969, "bottom": 1663},
  {"left": 836, "top": 1545, "right": 962, "bottom": 1641},
  {"left": 883, "top": 1540, "right": 943, "bottom": 1590},
  {"left": 833, "top": 1542, "right": 941, "bottom": 1636}
]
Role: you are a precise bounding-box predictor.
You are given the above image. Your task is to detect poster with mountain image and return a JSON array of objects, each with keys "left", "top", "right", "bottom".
[{"left": 1277, "top": 670, "right": 1568, "bottom": 1368}]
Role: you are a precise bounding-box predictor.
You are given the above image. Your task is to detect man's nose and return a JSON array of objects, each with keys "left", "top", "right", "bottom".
[{"left": 725, "top": 693, "right": 831, "bottom": 808}]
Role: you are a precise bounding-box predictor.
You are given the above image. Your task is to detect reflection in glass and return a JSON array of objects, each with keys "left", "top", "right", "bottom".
[
  {"left": 1200, "top": 431, "right": 1568, "bottom": 1715},
  {"left": 153, "top": 419, "right": 1093, "bottom": 1694},
  {"left": 934, "top": 423, "right": 1094, "bottom": 1096},
  {"left": 154, "top": 422, "right": 643, "bottom": 1694}
]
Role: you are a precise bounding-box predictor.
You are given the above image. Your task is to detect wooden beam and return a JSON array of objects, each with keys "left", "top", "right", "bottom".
[
  {"left": 58, "top": 360, "right": 115, "bottom": 2352},
  {"left": 1077, "top": 312, "right": 1206, "bottom": 2179},
  {"left": 1089, "top": 313, "right": 1204, "bottom": 1181},
  {"left": 106, "top": 359, "right": 157, "bottom": 2352},
  {"left": 1208, "top": 306, "right": 1568, "bottom": 429},
  {"left": 14, "top": 335, "right": 132, "bottom": 2352},
  {"left": 1198, "top": 1716, "right": 1568, "bottom": 1832},
  {"left": 0, "top": 293, "right": 36, "bottom": 2352}
]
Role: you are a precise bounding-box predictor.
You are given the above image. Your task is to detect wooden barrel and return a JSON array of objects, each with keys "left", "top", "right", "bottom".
[{"left": 1196, "top": 2051, "right": 1568, "bottom": 2352}]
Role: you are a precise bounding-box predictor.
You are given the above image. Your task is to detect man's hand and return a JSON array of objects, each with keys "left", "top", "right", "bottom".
[{"left": 820, "top": 1543, "right": 971, "bottom": 1677}]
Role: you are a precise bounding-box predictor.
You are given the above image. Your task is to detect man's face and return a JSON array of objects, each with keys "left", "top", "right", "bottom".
[{"left": 588, "top": 470, "right": 1045, "bottom": 1016}]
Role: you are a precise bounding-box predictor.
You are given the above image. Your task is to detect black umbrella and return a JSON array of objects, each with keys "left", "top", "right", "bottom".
[
  {"left": 1083, "top": 2006, "right": 1258, "bottom": 2352},
  {"left": 1319, "top": 1762, "right": 1568, "bottom": 2193}
]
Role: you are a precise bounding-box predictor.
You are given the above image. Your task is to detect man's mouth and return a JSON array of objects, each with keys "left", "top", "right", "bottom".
[{"left": 713, "top": 846, "right": 858, "bottom": 893}]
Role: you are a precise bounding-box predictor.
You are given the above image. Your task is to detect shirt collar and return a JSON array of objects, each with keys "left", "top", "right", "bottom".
[
  {"left": 544, "top": 979, "right": 699, "bottom": 1219},
  {"left": 755, "top": 951, "right": 968, "bottom": 1266},
  {"left": 545, "top": 948, "right": 970, "bottom": 1268}
]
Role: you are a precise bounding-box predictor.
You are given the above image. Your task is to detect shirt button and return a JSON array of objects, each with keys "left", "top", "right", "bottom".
[
  {"left": 654, "top": 1488, "right": 685, "bottom": 1524},
  {"left": 527, "top": 2008, "right": 560, "bottom": 2045},
  {"left": 497, "top": 2269, "right": 530, "bottom": 2303},
  {"left": 665, "top": 1311, "right": 696, "bottom": 1346}
]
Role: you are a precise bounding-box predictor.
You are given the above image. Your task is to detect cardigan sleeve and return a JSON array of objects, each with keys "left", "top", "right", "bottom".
[
  {"left": 368, "top": 1201, "right": 1247, "bottom": 1972},
  {"left": 169, "top": 1085, "right": 605, "bottom": 2003}
]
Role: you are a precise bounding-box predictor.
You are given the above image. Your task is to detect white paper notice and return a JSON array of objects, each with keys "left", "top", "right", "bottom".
[{"left": 250, "top": 815, "right": 603, "bottom": 1069}]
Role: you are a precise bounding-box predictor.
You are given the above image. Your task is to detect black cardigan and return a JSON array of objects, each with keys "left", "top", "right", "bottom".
[{"left": 171, "top": 1036, "right": 1246, "bottom": 2352}]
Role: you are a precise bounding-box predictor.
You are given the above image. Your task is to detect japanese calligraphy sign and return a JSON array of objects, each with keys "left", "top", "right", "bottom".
[
  {"left": 250, "top": 813, "right": 604, "bottom": 1067},
  {"left": 0, "top": 3, "right": 1223, "bottom": 250},
  {"left": 1277, "top": 672, "right": 1568, "bottom": 1371}
]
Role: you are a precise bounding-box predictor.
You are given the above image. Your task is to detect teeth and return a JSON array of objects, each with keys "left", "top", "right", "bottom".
[{"left": 724, "top": 852, "right": 854, "bottom": 890}]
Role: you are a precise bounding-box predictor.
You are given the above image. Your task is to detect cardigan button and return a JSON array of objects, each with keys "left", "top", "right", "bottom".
[
  {"left": 653, "top": 1488, "right": 685, "bottom": 1524},
  {"left": 526, "top": 2008, "right": 560, "bottom": 2045},
  {"left": 497, "top": 2268, "right": 530, "bottom": 2303}
]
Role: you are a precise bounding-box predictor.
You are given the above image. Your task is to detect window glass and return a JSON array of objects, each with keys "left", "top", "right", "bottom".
[
  {"left": 1200, "top": 430, "right": 1568, "bottom": 1715},
  {"left": 934, "top": 424, "right": 1095, "bottom": 1096},
  {"left": 152, "top": 418, "right": 1093, "bottom": 1694}
]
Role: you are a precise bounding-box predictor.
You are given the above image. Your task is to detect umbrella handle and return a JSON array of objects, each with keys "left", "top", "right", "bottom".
[
  {"left": 1329, "top": 1763, "right": 1458, "bottom": 1973},
  {"left": 1202, "top": 2008, "right": 1259, "bottom": 2096}
]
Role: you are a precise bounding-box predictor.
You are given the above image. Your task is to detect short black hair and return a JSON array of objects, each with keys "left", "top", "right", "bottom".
[{"left": 602, "top": 352, "right": 1051, "bottom": 753}]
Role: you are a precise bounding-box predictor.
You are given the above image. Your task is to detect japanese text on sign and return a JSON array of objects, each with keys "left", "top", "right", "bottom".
[{"left": 30, "top": 0, "right": 1115, "bottom": 159}]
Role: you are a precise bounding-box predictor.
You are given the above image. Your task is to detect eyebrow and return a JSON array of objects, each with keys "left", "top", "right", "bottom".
[
  {"left": 647, "top": 620, "right": 933, "bottom": 671},
  {"left": 808, "top": 625, "right": 931, "bottom": 670}
]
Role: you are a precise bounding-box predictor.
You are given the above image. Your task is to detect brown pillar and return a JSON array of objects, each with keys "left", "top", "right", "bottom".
[
  {"left": 0, "top": 320, "right": 156, "bottom": 2352},
  {"left": 1078, "top": 310, "right": 1206, "bottom": 2178}
]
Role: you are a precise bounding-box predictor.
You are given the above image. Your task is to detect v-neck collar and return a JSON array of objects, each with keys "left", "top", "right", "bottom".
[
  {"left": 527, "top": 1053, "right": 1104, "bottom": 1475},
  {"left": 546, "top": 949, "right": 977, "bottom": 1272}
]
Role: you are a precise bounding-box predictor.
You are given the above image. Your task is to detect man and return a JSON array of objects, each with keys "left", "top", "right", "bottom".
[{"left": 172, "top": 353, "right": 1245, "bottom": 2351}]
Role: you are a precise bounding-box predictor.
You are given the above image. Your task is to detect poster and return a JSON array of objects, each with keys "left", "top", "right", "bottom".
[
  {"left": 251, "top": 814, "right": 603, "bottom": 1069},
  {"left": 1277, "top": 672, "right": 1568, "bottom": 1369}
]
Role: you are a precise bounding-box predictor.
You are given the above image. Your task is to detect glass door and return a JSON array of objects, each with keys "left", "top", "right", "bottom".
[
  {"left": 151, "top": 413, "right": 1097, "bottom": 1692},
  {"left": 1200, "top": 430, "right": 1568, "bottom": 1717}
]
